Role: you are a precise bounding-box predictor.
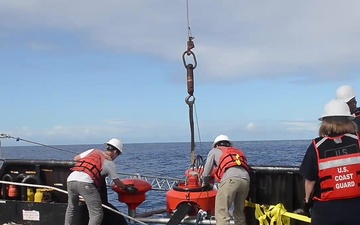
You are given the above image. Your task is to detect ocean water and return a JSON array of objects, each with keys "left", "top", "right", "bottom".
[{"left": 0, "top": 140, "right": 310, "bottom": 214}]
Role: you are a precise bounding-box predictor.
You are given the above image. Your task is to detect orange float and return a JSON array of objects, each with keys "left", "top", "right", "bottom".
[
  {"left": 166, "top": 167, "right": 217, "bottom": 216},
  {"left": 112, "top": 179, "right": 152, "bottom": 212},
  {"left": 8, "top": 185, "right": 18, "bottom": 198}
]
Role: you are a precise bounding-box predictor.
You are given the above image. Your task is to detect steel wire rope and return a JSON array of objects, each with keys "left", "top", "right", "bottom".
[
  {"left": 0, "top": 133, "right": 182, "bottom": 180},
  {"left": 185, "top": 0, "right": 204, "bottom": 163},
  {"left": 0, "top": 134, "right": 76, "bottom": 154},
  {"left": 186, "top": 0, "right": 192, "bottom": 39},
  {"left": 194, "top": 102, "right": 204, "bottom": 155},
  {"left": 183, "top": 3, "right": 214, "bottom": 217}
]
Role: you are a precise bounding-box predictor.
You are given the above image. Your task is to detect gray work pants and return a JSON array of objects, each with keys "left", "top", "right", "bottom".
[{"left": 64, "top": 181, "right": 103, "bottom": 225}]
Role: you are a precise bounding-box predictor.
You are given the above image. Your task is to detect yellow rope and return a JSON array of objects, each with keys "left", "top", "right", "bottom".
[{"left": 245, "top": 200, "right": 311, "bottom": 224}]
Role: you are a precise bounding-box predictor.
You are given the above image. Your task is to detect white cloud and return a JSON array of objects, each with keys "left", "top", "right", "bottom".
[
  {"left": 246, "top": 122, "right": 257, "bottom": 132},
  {"left": 1, "top": 119, "right": 192, "bottom": 146},
  {"left": 1, "top": 1, "right": 360, "bottom": 82},
  {"left": 1, "top": 119, "right": 320, "bottom": 146},
  {"left": 284, "top": 121, "right": 319, "bottom": 132}
]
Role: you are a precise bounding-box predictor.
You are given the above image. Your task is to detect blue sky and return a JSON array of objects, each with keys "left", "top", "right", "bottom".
[{"left": 1, "top": 0, "right": 360, "bottom": 146}]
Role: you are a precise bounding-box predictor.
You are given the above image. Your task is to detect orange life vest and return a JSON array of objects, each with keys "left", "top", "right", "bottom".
[
  {"left": 314, "top": 133, "right": 360, "bottom": 201},
  {"left": 71, "top": 149, "right": 108, "bottom": 188},
  {"left": 214, "top": 146, "right": 250, "bottom": 182}
]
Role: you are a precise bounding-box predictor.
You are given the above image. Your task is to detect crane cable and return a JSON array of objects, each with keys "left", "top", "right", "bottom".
[
  {"left": 185, "top": 0, "right": 203, "bottom": 152},
  {"left": 183, "top": 0, "right": 204, "bottom": 166}
]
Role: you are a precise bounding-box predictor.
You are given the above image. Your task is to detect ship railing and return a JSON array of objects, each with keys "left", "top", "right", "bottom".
[{"left": 107, "top": 172, "right": 184, "bottom": 191}]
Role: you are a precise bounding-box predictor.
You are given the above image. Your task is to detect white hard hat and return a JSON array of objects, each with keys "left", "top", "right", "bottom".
[
  {"left": 336, "top": 85, "right": 356, "bottom": 103},
  {"left": 105, "top": 138, "right": 123, "bottom": 153},
  {"left": 318, "top": 99, "right": 355, "bottom": 121},
  {"left": 212, "top": 134, "right": 232, "bottom": 148}
]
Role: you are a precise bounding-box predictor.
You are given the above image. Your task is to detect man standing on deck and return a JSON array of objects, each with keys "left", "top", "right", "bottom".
[
  {"left": 64, "top": 138, "right": 138, "bottom": 225},
  {"left": 336, "top": 85, "right": 360, "bottom": 132},
  {"left": 202, "top": 134, "right": 250, "bottom": 225}
]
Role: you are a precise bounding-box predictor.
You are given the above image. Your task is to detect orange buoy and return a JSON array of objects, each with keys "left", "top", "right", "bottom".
[
  {"left": 166, "top": 188, "right": 217, "bottom": 215},
  {"left": 112, "top": 179, "right": 152, "bottom": 211},
  {"left": 185, "top": 167, "right": 216, "bottom": 185},
  {"left": 8, "top": 185, "right": 18, "bottom": 198},
  {"left": 166, "top": 167, "right": 217, "bottom": 216}
]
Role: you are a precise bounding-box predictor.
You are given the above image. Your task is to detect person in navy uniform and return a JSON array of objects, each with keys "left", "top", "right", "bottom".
[{"left": 299, "top": 99, "right": 360, "bottom": 225}]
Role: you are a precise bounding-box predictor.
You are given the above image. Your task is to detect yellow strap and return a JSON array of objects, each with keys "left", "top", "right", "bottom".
[
  {"left": 245, "top": 200, "right": 311, "bottom": 224},
  {"left": 282, "top": 211, "right": 311, "bottom": 224},
  {"left": 255, "top": 203, "right": 269, "bottom": 225}
]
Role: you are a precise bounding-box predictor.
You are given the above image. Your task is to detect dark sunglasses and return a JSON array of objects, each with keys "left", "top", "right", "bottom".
[
  {"left": 106, "top": 145, "right": 121, "bottom": 155},
  {"left": 349, "top": 99, "right": 357, "bottom": 105}
]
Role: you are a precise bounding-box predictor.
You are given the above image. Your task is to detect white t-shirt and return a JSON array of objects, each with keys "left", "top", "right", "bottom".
[{"left": 67, "top": 149, "right": 119, "bottom": 183}]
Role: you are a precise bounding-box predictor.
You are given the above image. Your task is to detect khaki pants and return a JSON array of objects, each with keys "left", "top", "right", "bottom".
[{"left": 215, "top": 178, "right": 250, "bottom": 225}]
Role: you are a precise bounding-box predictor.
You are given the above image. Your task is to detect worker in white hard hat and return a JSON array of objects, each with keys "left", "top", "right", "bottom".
[
  {"left": 336, "top": 85, "right": 360, "bottom": 132},
  {"left": 299, "top": 99, "right": 360, "bottom": 225},
  {"left": 201, "top": 134, "right": 250, "bottom": 225},
  {"left": 65, "top": 138, "right": 138, "bottom": 225}
]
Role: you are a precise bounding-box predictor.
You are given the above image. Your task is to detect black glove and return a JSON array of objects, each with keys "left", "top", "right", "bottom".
[
  {"left": 124, "top": 184, "right": 138, "bottom": 194},
  {"left": 202, "top": 176, "right": 211, "bottom": 187},
  {"left": 294, "top": 199, "right": 312, "bottom": 217},
  {"left": 302, "top": 201, "right": 311, "bottom": 217},
  {"left": 201, "top": 176, "right": 212, "bottom": 191}
]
